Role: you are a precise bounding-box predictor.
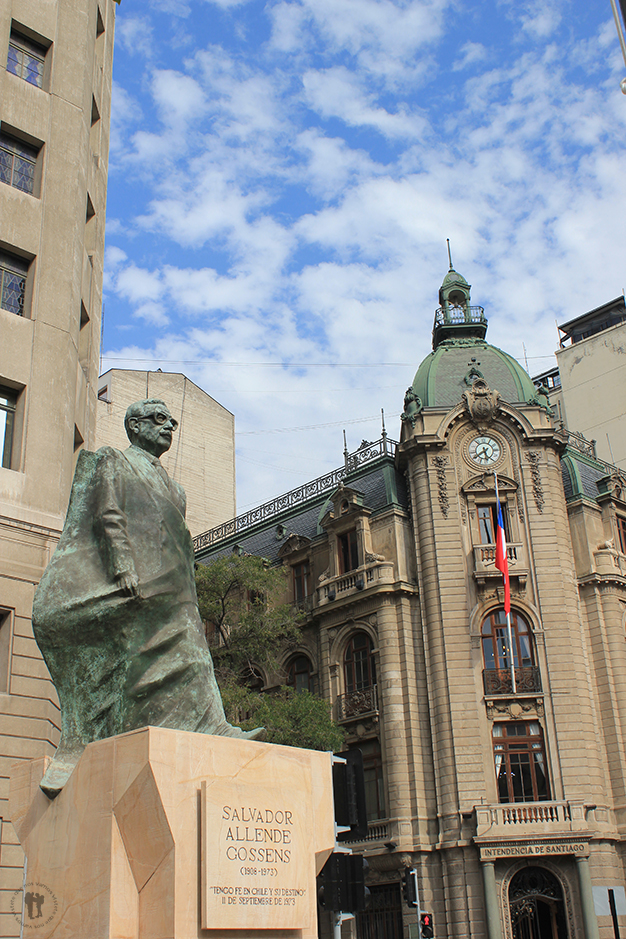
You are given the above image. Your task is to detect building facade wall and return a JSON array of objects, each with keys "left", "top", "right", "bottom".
[
  {"left": 195, "top": 302, "right": 626, "bottom": 937},
  {"left": 0, "top": 2, "right": 117, "bottom": 934},
  {"left": 96, "top": 369, "right": 236, "bottom": 536},
  {"left": 556, "top": 321, "right": 626, "bottom": 470}
]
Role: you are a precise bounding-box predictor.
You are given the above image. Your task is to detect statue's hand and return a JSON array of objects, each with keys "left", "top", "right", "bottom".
[{"left": 116, "top": 571, "right": 140, "bottom": 597}]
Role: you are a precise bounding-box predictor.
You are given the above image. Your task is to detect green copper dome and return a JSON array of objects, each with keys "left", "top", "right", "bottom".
[
  {"left": 412, "top": 338, "right": 537, "bottom": 408},
  {"left": 410, "top": 265, "right": 537, "bottom": 408}
]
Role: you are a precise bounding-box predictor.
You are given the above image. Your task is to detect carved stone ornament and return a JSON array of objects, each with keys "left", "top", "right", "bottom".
[
  {"left": 432, "top": 455, "right": 449, "bottom": 517},
  {"left": 277, "top": 533, "right": 311, "bottom": 558},
  {"left": 400, "top": 387, "right": 423, "bottom": 428},
  {"left": 485, "top": 698, "right": 544, "bottom": 721},
  {"left": 462, "top": 377, "right": 501, "bottom": 429},
  {"left": 525, "top": 451, "right": 545, "bottom": 514},
  {"left": 365, "top": 550, "right": 385, "bottom": 562}
]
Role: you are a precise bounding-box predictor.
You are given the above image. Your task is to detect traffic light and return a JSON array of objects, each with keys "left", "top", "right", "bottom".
[
  {"left": 402, "top": 867, "right": 418, "bottom": 907},
  {"left": 317, "top": 853, "right": 370, "bottom": 913},
  {"left": 420, "top": 912, "right": 434, "bottom": 938},
  {"left": 332, "top": 749, "right": 368, "bottom": 842}
]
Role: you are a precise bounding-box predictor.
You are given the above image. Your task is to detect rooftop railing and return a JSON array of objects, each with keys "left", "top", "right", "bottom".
[{"left": 193, "top": 435, "right": 398, "bottom": 553}]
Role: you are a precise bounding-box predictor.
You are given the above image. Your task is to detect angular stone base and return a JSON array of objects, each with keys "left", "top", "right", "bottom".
[{"left": 9, "top": 727, "right": 335, "bottom": 939}]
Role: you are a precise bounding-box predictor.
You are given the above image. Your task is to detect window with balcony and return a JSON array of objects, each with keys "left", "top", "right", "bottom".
[
  {"left": 1, "top": 387, "right": 18, "bottom": 468},
  {"left": 339, "top": 529, "right": 359, "bottom": 573},
  {"left": 0, "top": 251, "right": 29, "bottom": 316},
  {"left": 482, "top": 610, "right": 540, "bottom": 695},
  {"left": 7, "top": 29, "right": 48, "bottom": 89},
  {"left": 0, "top": 131, "right": 38, "bottom": 195},
  {"left": 344, "top": 632, "right": 376, "bottom": 693},
  {"left": 477, "top": 503, "right": 508, "bottom": 544},
  {"left": 493, "top": 721, "right": 550, "bottom": 803},
  {"left": 293, "top": 562, "right": 310, "bottom": 604},
  {"left": 285, "top": 655, "right": 313, "bottom": 693},
  {"left": 338, "top": 632, "right": 378, "bottom": 720}
]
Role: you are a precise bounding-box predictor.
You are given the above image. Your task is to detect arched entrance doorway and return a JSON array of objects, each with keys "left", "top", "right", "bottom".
[{"left": 509, "top": 867, "right": 568, "bottom": 939}]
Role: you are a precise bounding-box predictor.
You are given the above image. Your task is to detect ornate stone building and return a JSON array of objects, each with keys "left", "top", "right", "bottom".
[
  {"left": 0, "top": 2, "right": 118, "bottom": 933},
  {"left": 195, "top": 267, "right": 626, "bottom": 939}
]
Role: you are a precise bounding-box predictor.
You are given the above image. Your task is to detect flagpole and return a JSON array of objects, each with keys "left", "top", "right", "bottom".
[
  {"left": 506, "top": 610, "right": 516, "bottom": 694},
  {"left": 494, "top": 473, "right": 516, "bottom": 694}
]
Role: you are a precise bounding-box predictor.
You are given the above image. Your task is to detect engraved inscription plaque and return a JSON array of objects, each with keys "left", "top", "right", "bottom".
[{"left": 201, "top": 776, "right": 323, "bottom": 931}]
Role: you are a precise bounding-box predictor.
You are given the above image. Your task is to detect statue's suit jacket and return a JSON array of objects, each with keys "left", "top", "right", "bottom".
[{"left": 33, "top": 446, "right": 228, "bottom": 772}]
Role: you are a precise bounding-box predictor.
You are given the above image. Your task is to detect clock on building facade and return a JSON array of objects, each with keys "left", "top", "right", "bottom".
[{"left": 468, "top": 434, "right": 502, "bottom": 466}]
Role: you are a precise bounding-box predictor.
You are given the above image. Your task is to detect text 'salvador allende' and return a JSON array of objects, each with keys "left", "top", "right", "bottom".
[{"left": 222, "top": 806, "right": 293, "bottom": 863}]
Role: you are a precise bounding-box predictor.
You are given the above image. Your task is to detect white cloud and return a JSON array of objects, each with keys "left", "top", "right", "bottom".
[
  {"left": 302, "top": 67, "right": 428, "bottom": 138},
  {"left": 104, "top": 3, "right": 623, "bottom": 510},
  {"left": 453, "top": 42, "right": 487, "bottom": 71}
]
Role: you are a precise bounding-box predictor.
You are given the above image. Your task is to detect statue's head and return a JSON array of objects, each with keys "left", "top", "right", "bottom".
[{"left": 124, "top": 399, "right": 178, "bottom": 457}]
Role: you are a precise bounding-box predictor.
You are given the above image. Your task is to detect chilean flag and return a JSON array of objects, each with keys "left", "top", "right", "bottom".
[{"left": 494, "top": 497, "right": 510, "bottom": 614}]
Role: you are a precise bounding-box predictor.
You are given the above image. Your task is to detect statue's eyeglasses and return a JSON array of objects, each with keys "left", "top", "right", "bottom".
[{"left": 139, "top": 411, "right": 179, "bottom": 430}]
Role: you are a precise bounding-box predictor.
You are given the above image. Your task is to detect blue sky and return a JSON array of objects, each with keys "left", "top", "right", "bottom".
[{"left": 103, "top": 0, "right": 626, "bottom": 518}]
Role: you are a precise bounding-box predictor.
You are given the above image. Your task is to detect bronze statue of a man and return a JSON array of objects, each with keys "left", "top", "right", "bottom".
[{"left": 33, "top": 399, "right": 258, "bottom": 797}]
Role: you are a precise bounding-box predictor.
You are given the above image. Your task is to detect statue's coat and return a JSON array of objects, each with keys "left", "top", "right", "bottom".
[{"left": 33, "top": 445, "right": 230, "bottom": 795}]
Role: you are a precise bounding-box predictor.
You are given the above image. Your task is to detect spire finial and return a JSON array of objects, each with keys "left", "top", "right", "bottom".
[{"left": 447, "top": 238, "right": 454, "bottom": 271}]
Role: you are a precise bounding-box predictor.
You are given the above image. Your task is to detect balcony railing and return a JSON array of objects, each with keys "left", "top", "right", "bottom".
[
  {"left": 473, "top": 543, "right": 528, "bottom": 587},
  {"left": 337, "top": 685, "right": 379, "bottom": 722},
  {"left": 483, "top": 667, "right": 542, "bottom": 696},
  {"left": 434, "top": 305, "right": 486, "bottom": 327},
  {"left": 317, "top": 560, "right": 395, "bottom": 605},
  {"left": 344, "top": 821, "right": 389, "bottom": 844},
  {"left": 474, "top": 800, "right": 590, "bottom": 840}
]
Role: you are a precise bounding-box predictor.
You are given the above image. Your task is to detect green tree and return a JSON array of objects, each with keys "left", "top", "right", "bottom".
[{"left": 195, "top": 554, "right": 344, "bottom": 751}]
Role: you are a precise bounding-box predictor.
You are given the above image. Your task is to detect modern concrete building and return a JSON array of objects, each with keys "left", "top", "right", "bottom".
[
  {"left": 533, "top": 297, "right": 626, "bottom": 471},
  {"left": 96, "top": 369, "right": 237, "bottom": 537},
  {"left": 0, "top": 2, "right": 117, "bottom": 933},
  {"left": 196, "top": 267, "right": 626, "bottom": 939}
]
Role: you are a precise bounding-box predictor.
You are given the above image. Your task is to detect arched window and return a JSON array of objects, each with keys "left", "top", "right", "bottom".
[
  {"left": 482, "top": 610, "right": 540, "bottom": 694},
  {"left": 344, "top": 632, "right": 376, "bottom": 693},
  {"left": 493, "top": 722, "right": 550, "bottom": 803},
  {"left": 285, "top": 655, "right": 313, "bottom": 693}
]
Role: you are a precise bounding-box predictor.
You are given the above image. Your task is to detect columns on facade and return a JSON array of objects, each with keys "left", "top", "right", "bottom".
[
  {"left": 375, "top": 597, "right": 413, "bottom": 824},
  {"left": 480, "top": 861, "right": 503, "bottom": 939},
  {"left": 576, "top": 856, "right": 600, "bottom": 939}
]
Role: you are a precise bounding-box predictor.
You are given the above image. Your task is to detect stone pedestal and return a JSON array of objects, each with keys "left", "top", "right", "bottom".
[{"left": 9, "top": 727, "right": 335, "bottom": 939}]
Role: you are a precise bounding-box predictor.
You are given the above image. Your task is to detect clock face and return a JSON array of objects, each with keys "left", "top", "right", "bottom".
[{"left": 468, "top": 435, "right": 502, "bottom": 466}]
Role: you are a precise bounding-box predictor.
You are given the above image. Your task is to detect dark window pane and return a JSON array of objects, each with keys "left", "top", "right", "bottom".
[
  {"left": 339, "top": 529, "right": 359, "bottom": 573},
  {"left": 286, "top": 655, "right": 312, "bottom": 693},
  {"left": 478, "top": 505, "right": 495, "bottom": 544},
  {"left": 617, "top": 517, "right": 626, "bottom": 554},
  {"left": 0, "top": 389, "right": 17, "bottom": 468},
  {"left": 293, "top": 562, "right": 310, "bottom": 602}
]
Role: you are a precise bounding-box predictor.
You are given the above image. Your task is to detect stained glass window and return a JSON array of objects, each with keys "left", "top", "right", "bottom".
[
  {"left": 0, "top": 252, "right": 28, "bottom": 316},
  {"left": 0, "top": 132, "right": 37, "bottom": 194},
  {"left": 7, "top": 32, "right": 46, "bottom": 89}
]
